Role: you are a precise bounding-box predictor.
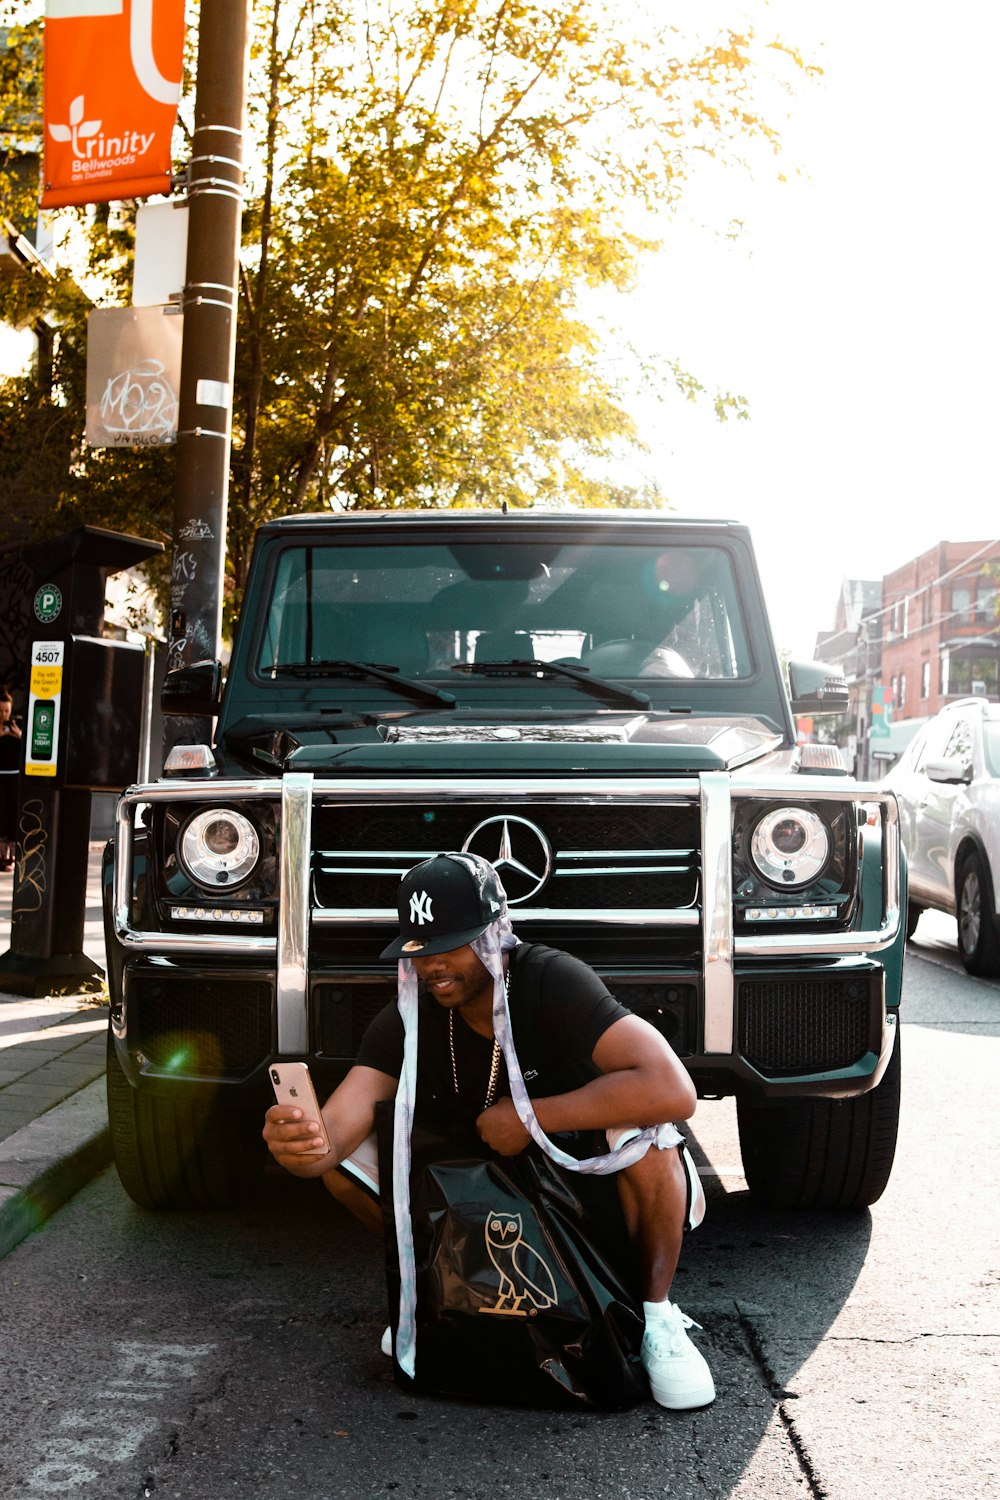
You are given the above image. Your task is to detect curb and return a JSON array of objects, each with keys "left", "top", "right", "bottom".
[{"left": 0, "top": 1078, "right": 112, "bottom": 1260}]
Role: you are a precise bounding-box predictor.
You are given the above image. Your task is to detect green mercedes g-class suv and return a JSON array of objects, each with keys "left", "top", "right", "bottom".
[{"left": 105, "top": 512, "right": 903, "bottom": 1212}]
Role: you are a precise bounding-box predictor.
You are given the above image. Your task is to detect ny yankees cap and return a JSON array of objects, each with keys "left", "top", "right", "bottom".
[{"left": 380, "top": 853, "right": 504, "bottom": 959}]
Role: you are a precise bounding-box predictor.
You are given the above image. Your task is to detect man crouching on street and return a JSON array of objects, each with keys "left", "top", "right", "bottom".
[{"left": 263, "top": 851, "right": 714, "bottom": 1409}]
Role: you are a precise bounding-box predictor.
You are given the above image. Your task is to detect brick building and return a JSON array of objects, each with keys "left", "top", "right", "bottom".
[{"left": 880, "top": 540, "right": 1000, "bottom": 720}]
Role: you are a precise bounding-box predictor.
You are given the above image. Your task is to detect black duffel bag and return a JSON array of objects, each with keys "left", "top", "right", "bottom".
[{"left": 377, "top": 1108, "right": 649, "bottom": 1410}]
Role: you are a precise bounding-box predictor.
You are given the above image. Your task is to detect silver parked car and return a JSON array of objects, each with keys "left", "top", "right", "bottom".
[{"left": 886, "top": 697, "right": 1000, "bottom": 974}]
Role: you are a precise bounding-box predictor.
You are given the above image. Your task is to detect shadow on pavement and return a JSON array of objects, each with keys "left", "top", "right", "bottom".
[{"left": 75, "top": 1149, "right": 874, "bottom": 1498}]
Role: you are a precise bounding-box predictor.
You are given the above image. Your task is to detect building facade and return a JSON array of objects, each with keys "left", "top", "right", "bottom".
[
  {"left": 881, "top": 540, "right": 1000, "bottom": 720},
  {"left": 813, "top": 576, "right": 882, "bottom": 778}
]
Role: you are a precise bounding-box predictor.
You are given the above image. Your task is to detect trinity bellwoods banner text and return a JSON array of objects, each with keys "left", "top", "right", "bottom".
[{"left": 41, "top": 0, "right": 185, "bottom": 209}]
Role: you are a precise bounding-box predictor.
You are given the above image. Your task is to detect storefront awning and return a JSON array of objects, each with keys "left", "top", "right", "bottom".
[{"left": 870, "top": 715, "right": 929, "bottom": 760}]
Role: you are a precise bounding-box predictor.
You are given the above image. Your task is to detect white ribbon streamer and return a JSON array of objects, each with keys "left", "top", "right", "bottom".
[{"left": 390, "top": 852, "right": 679, "bottom": 1379}]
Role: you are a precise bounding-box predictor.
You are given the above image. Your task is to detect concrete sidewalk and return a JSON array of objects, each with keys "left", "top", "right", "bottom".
[{"left": 0, "top": 845, "right": 113, "bottom": 1259}]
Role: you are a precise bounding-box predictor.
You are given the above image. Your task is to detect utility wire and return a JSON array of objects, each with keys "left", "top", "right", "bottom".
[
  {"left": 815, "top": 542, "right": 1000, "bottom": 670},
  {"left": 819, "top": 592, "right": 1000, "bottom": 670}
]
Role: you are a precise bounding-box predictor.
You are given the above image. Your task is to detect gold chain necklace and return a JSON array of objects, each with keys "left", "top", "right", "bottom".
[{"left": 448, "top": 973, "right": 507, "bottom": 1110}]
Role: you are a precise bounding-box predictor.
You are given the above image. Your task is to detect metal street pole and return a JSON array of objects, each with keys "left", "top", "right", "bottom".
[{"left": 166, "top": 0, "right": 250, "bottom": 750}]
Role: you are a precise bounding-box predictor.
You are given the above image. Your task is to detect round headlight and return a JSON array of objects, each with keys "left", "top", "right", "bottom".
[
  {"left": 750, "top": 807, "right": 829, "bottom": 888},
  {"left": 179, "top": 809, "right": 260, "bottom": 888}
]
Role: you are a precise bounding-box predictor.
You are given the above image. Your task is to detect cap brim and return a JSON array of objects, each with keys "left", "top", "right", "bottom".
[{"left": 380, "top": 920, "right": 492, "bottom": 961}]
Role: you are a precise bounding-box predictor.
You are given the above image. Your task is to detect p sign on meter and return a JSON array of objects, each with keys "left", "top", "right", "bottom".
[{"left": 25, "top": 641, "right": 65, "bottom": 777}]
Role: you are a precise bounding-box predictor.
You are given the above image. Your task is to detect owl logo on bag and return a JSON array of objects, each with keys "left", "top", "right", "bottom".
[{"left": 480, "top": 1211, "right": 558, "bottom": 1317}]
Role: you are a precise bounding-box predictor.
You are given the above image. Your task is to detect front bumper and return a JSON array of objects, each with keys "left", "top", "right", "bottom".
[{"left": 109, "top": 772, "right": 902, "bottom": 1103}]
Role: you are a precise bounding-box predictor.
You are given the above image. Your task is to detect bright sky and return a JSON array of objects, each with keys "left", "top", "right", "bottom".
[
  {"left": 9, "top": 0, "right": 994, "bottom": 662},
  {"left": 625, "top": 0, "right": 1000, "bottom": 659}
]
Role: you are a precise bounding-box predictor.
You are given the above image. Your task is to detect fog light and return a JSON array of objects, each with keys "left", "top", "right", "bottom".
[
  {"left": 746, "top": 904, "right": 837, "bottom": 921},
  {"left": 172, "top": 904, "right": 265, "bottom": 924}
]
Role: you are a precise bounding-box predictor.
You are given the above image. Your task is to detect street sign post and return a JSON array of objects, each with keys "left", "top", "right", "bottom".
[{"left": 166, "top": 0, "right": 250, "bottom": 753}]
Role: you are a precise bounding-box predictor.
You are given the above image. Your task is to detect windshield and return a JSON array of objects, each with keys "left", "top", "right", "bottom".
[{"left": 255, "top": 540, "right": 753, "bottom": 682}]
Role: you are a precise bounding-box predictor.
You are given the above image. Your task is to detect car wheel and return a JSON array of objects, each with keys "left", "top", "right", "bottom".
[
  {"left": 906, "top": 901, "right": 923, "bottom": 939},
  {"left": 736, "top": 1027, "right": 901, "bottom": 1211},
  {"left": 956, "top": 851, "right": 1000, "bottom": 976},
  {"left": 107, "top": 1034, "right": 265, "bottom": 1210}
]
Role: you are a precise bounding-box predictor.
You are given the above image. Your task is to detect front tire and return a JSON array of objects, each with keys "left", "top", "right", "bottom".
[
  {"left": 736, "top": 1028, "right": 901, "bottom": 1211},
  {"left": 107, "top": 1036, "right": 265, "bottom": 1210},
  {"left": 956, "top": 850, "right": 1000, "bottom": 976}
]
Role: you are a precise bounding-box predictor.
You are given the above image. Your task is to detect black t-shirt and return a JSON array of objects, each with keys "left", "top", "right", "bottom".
[{"left": 356, "top": 942, "right": 629, "bottom": 1134}]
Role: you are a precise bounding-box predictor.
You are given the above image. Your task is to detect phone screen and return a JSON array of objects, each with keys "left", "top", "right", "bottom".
[{"left": 31, "top": 699, "right": 56, "bottom": 760}]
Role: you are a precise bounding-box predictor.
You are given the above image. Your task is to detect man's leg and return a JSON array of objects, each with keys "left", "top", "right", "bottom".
[
  {"left": 322, "top": 1131, "right": 383, "bottom": 1235},
  {"left": 322, "top": 1170, "right": 383, "bottom": 1234},
  {"left": 616, "top": 1141, "right": 688, "bottom": 1300},
  {"left": 322, "top": 1140, "right": 392, "bottom": 1354},
  {"left": 616, "top": 1140, "right": 715, "bottom": 1411}
]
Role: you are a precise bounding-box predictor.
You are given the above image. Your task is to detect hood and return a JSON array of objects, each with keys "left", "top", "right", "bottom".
[{"left": 262, "top": 713, "right": 786, "bottom": 775}]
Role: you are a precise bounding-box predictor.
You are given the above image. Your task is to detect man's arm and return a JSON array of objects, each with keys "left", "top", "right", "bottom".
[
  {"left": 476, "top": 1013, "right": 696, "bottom": 1156},
  {"left": 263, "top": 1064, "right": 397, "bottom": 1178}
]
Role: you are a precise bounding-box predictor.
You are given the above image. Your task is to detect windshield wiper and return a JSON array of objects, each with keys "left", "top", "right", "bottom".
[
  {"left": 269, "top": 659, "right": 455, "bottom": 707},
  {"left": 452, "top": 658, "right": 650, "bottom": 710}
]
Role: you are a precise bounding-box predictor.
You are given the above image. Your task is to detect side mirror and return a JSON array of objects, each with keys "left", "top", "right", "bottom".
[
  {"left": 925, "top": 756, "right": 972, "bottom": 786},
  {"left": 788, "top": 660, "right": 850, "bottom": 716},
  {"left": 161, "top": 659, "right": 222, "bottom": 717}
]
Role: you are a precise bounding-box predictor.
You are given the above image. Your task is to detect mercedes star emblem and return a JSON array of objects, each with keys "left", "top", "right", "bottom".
[{"left": 462, "top": 815, "right": 553, "bottom": 903}]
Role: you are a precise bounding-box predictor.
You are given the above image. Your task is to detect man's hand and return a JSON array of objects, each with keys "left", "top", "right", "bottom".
[
  {"left": 476, "top": 1097, "right": 531, "bottom": 1156},
  {"left": 262, "top": 1065, "right": 396, "bottom": 1181},
  {"left": 262, "top": 1104, "right": 333, "bottom": 1178}
]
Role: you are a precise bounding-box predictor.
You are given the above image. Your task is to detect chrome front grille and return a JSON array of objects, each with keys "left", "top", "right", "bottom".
[{"left": 311, "top": 800, "right": 700, "bottom": 914}]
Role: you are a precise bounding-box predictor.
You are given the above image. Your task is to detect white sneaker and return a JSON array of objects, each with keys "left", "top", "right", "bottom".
[
  {"left": 641, "top": 1303, "right": 716, "bottom": 1410},
  {"left": 380, "top": 1325, "right": 392, "bottom": 1357}
]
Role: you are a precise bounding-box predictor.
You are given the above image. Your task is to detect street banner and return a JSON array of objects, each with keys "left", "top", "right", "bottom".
[
  {"left": 870, "top": 684, "right": 893, "bottom": 738},
  {"left": 41, "top": 0, "right": 185, "bottom": 209},
  {"left": 85, "top": 304, "right": 183, "bottom": 447}
]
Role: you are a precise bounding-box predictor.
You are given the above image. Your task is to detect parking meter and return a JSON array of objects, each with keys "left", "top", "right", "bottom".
[{"left": 0, "top": 526, "right": 162, "bottom": 996}]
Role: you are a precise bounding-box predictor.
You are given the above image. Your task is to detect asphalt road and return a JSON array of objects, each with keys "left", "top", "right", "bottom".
[{"left": 1, "top": 917, "right": 997, "bottom": 1500}]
